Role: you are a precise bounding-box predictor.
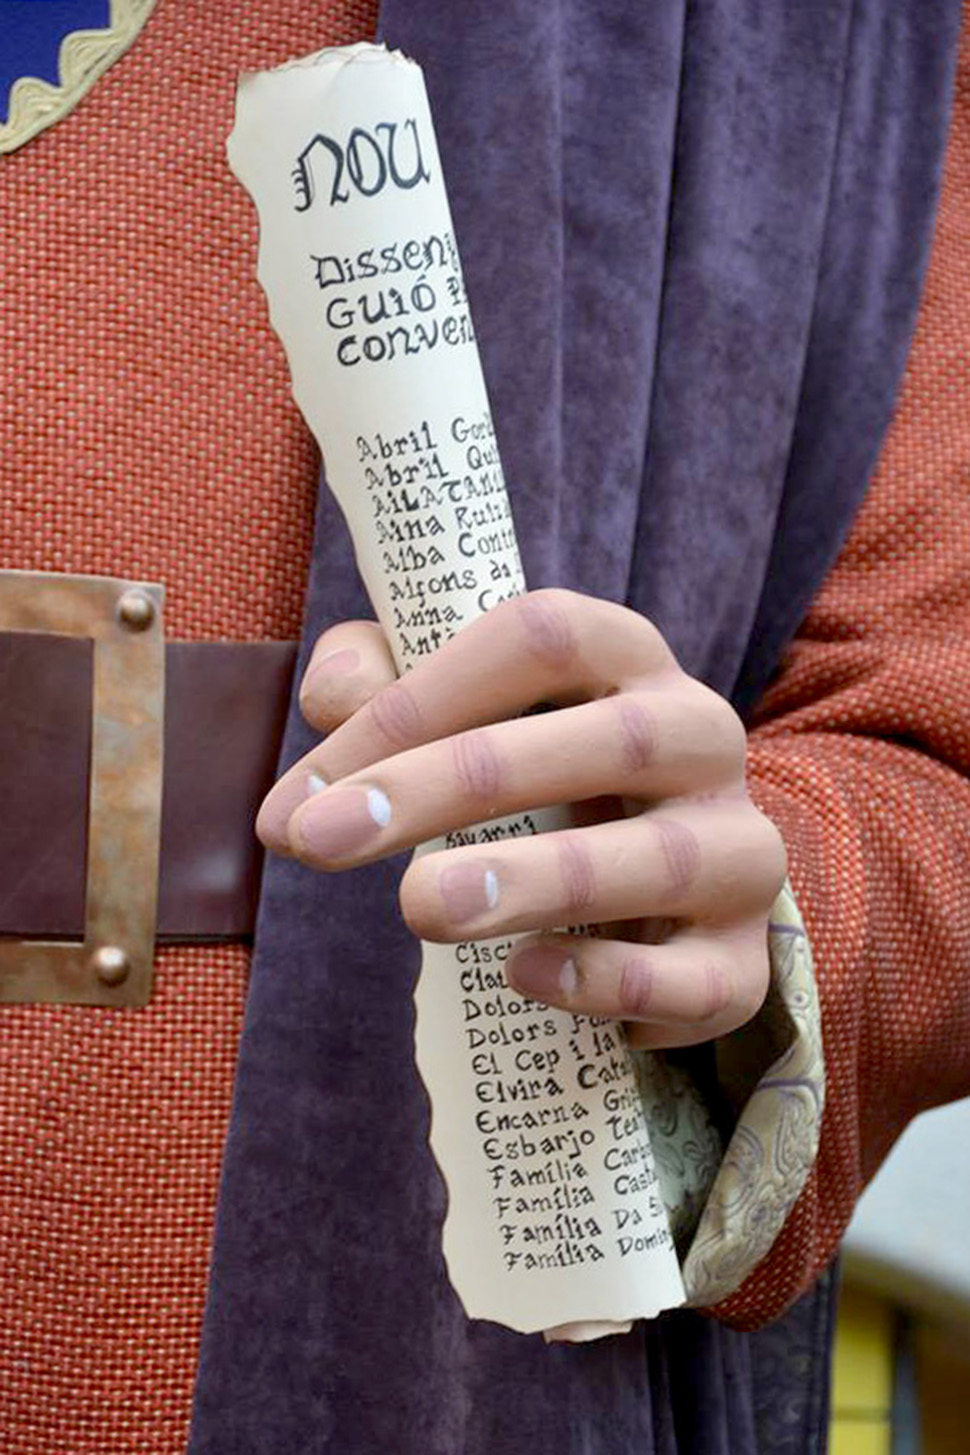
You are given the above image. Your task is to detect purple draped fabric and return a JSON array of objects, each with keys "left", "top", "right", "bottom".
[{"left": 188, "top": 2, "right": 960, "bottom": 1451}]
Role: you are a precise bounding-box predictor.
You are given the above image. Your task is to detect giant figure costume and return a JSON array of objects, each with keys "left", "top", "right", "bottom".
[{"left": 2, "top": 3, "right": 970, "bottom": 1453}]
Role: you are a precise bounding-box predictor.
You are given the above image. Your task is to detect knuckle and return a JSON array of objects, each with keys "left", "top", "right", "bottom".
[
  {"left": 617, "top": 956, "right": 655, "bottom": 1019},
  {"left": 653, "top": 817, "right": 701, "bottom": 898},
  {"left": 451, "top": 729, "right": 504, "bottom": 808},
  {"left": 556, "top": 833, "right": 598, "bottom": 915},
  {"left": 368, "top": 678, "right": 425, "bottom": 751},
  {"left": 510, "top": 589, "right": 581, "bottom": 669},
  {"left": 701, "top": 960, "right": 734, "bottom": 1020},
  {"left": 612, "top": 692, "right": 660, "bottom": 775}
]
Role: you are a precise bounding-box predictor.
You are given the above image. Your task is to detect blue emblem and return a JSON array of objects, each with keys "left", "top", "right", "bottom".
[{"left": 0, "top": 2, "right": 110, "bottom": 124}]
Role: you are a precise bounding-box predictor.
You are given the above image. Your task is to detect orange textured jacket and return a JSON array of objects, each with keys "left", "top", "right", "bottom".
[{"left": 718, "top": 22, "right": 970, "bottom": 1330}]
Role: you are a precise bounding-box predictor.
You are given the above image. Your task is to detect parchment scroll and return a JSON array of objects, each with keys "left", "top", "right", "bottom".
[{"left": 228, "top": 43, "right": 686, "bottom": 1336}]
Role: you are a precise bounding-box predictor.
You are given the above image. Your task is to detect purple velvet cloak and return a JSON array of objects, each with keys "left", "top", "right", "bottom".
[{"left": 188, "top": 2, "right": 960, "bottom": 1451}]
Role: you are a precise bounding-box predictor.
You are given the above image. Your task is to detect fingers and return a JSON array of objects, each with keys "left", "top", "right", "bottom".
[
  {"left": 259, "top": 590, "right": 695, "bottom": 854},
  {"left": 257, "top": 594, "right": 777, "bottom": 1049},
  {"left": 397, "top": 807, "right": 785, "bottom": 940},
  {"left": 280, "top": 684, "right": 743, "bottom": 863},
  {"left": 503, "top": 923, "right": 770, "bottom": 1047},
  {"left": 292, "top": 589, "right": 673, "bottom": 780}
]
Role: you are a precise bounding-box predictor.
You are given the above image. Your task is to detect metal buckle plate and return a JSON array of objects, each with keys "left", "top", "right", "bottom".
[{"left": 0, "top": 570, "right": 164, "bottom": 1007}]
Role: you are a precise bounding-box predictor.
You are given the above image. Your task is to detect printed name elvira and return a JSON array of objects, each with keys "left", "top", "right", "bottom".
[{"left": 292, "top": 120, "right": 431, "bottom": 210}]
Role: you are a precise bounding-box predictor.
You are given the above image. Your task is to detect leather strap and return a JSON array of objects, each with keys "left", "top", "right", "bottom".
[{"left": 0, "top": 637, "right": 297, "bottom": 941}]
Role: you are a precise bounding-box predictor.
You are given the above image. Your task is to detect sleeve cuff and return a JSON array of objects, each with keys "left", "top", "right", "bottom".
[
  {"left": 634, "top": 881, "right": 825, "bottom": 1310},
  {"left": 680, "top": 880, "right": 825, "bottom": 1306}
]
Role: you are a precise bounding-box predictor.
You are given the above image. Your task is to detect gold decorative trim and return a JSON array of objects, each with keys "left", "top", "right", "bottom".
[{"left": 0, "top": 0, "right": 158, "bottom": 155}]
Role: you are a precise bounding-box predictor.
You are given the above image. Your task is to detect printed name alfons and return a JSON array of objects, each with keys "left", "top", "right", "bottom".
[{"left": 388, "top": 566, "right": 476, "bottom": 603}]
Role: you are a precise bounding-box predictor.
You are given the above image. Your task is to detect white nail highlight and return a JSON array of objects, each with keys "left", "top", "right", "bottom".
[
  {"left": 367, "top": 787, "right": 392, "bottom": 828},
  {"left": 560, "top": 957, "right": 579, "bottom": 997},
  {"left": 484, "top": 869, "right": 499, "bottom": 909},
  {"left": 307, "top": 771, "right": 328, "bottom": 794}
]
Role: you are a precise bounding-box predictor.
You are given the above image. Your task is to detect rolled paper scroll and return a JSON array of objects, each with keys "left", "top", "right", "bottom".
[{"left": 228, "top": 43, "right": 692, "bottom": 1337}]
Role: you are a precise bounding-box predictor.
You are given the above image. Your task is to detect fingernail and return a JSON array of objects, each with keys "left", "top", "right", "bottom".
[
  {"left": 439, "top": 863, "right": 500, "bottom": 923},
  {"left": 306, "top": 648, "right": 360, "bottom": 683},
  {"left": 507, "top": 945, "right": 578, "bottom": 1002},
  {"left": 294, "top": 785, "right": 391, "bottom": 861},
  {"left": 257, "top": 769, "right": 328, "bottom": 853}
]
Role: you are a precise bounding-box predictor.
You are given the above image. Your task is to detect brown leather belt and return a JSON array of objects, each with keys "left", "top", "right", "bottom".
[
  {"left": 0, "top": 568, "right": 301, "bottom": 1008},
  {"left": 0, "top": 635, "right": 296, "bottom": 940}
]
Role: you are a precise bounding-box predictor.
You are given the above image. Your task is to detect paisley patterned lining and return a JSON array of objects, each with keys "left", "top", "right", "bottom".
[
  {"left": 634, "top": 881, "right": 824, "bottom": 1306},
  {"left": 681, "top": 882, "right": 825, "bottom": 1304}
]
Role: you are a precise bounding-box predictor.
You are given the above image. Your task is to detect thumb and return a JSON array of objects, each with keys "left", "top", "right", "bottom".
[
  {"left": 298, "top": 618, "right": 398, "bottom": 732},
  {"left": 256, "top": 619, "right": 398, "bottom": 857}
]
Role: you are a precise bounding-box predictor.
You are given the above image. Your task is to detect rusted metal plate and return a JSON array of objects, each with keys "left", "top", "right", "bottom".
[{"left": 0, "top": 570, "right": 164, "bottom": 1007}]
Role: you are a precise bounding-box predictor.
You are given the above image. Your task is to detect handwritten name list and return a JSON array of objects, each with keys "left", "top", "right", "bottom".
[{"left": 229, "top": 41, "right": 686, "bottom": 1333}]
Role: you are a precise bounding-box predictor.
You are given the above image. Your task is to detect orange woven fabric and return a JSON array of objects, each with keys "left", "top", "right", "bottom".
[
  {"left": 0, "top": 1, "right": 385, "bottom": 642},
  {"left": 0, "top": 4, "right": 376, "bottom": 1454},
  {"left": 714, "top": 25, "right": 970, "bottom": 1329}
]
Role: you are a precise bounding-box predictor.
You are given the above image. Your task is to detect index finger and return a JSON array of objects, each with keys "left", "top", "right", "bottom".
[{"left": 258, "top": 590, "right": 671, "bottom": 851}]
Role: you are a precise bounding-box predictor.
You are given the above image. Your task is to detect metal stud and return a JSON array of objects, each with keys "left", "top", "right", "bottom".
[
  {"left": 117, "top": 589, "right": 156, "bottom": 631},
  {"left": 90, "top": 945, "right": 131, "bottom": 987}
]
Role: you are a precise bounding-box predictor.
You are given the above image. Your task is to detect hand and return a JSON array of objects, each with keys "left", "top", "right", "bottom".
[{"left": 257, "top": 590, "right": 786, "bottom": 1049}]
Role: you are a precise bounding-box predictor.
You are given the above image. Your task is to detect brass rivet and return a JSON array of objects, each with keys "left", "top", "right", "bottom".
[
  {"left": 91, "top": 945, "right": 131, "bottom": 987},
  {"left": 117, "top": 589, "right": 155, "bottom": 631}
]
